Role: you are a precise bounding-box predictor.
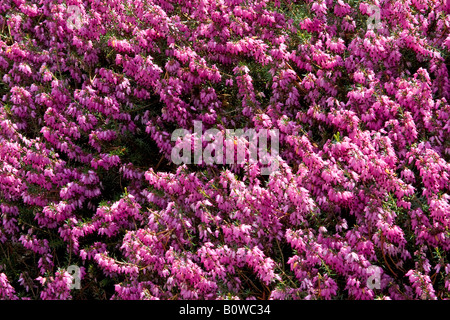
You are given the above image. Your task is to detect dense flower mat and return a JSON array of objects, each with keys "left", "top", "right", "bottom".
[{"left": 0, "top": 0, "right": 449, "bottom": 300}]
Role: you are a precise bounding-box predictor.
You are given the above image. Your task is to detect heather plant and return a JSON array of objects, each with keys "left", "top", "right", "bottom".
[{"left": 0, "top": 0, "right": 449, "bottom": 300}]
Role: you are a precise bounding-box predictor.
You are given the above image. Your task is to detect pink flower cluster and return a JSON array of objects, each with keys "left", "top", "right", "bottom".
[{"left": 0, "top": 0, "right": 449, "bottom": 300}]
